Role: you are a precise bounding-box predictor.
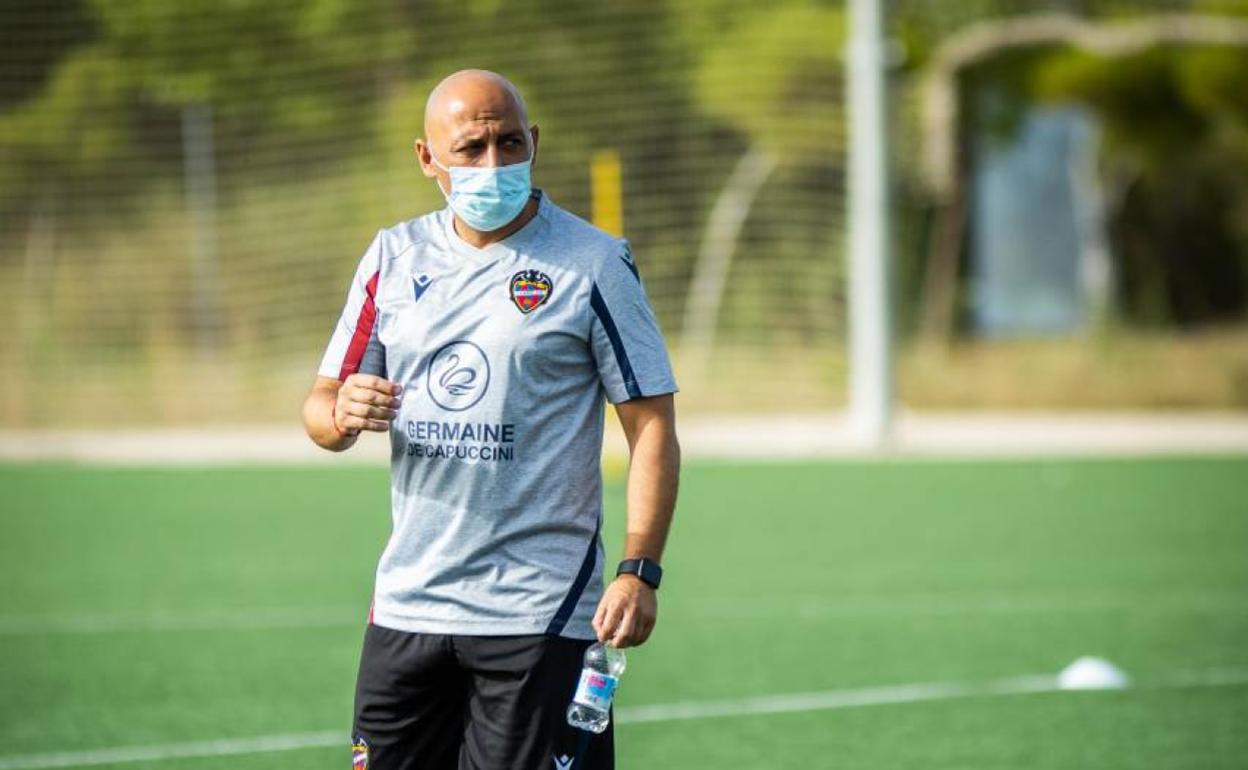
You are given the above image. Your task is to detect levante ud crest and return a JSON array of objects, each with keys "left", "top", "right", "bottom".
[
  {"left": 352, "top": 736, "right": 369, "bottom": 769},
  {"left": 510, "top": 269, "right": 553, "bottom": 314}
]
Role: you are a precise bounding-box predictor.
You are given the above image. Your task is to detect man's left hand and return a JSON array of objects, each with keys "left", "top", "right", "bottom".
[{"left": 592, "top": 575, "right": 656, "bottom": 648}]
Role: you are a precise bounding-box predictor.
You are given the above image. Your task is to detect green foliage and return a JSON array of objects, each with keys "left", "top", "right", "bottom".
[
  {"left": 1036, "top": 47, "right": 1226, "bottom": 165},
  {"left": 4, "top": 0, "right": 1248, "bottom": 409},
  {"left": 87, "top": 0, "right": 411, "bottom": 109},
  {"left": 0, "top": 0, "right": 414, "bottom": 219},
  {"left": 694, "top": 4, "right": 846, "bottom": 161},
  {"left": 0, "top": 0, "right": 97, "bottom": 110},
  {"left": 1030, "top": 45, "right": 1248, "bottom": 324},
  {"left": 0, "top": 45, "right": 136, "bottom": 207}
]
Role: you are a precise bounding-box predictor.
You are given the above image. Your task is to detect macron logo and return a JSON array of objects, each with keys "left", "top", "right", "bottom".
[
  {"left": 552, "top": 755, "right": 574, "bottom": 770},
  {"left": 413, "top": 273, "right": 433, "bottom": 302},
  {"left": 618, "top": 248, "right": 640, "bottom": 281}
]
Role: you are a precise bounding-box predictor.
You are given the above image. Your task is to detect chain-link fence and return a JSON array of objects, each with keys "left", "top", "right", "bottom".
[{"left": 3, "top": 0, "right": 1246, "bottom": 427}]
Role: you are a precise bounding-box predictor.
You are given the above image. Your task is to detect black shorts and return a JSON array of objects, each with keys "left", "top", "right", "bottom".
[{"left": 352, "top": 623, "right": 615, "bottom": 770}]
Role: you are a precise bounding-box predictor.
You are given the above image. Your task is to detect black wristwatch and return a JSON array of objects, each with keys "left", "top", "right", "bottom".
[{"left": 616, "top": 558, "right": 662, "bottom": 590}]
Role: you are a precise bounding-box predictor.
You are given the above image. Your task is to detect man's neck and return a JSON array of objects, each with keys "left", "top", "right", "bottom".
[{"left": 452, "top": 196, "right": 540, "bottom": 249}]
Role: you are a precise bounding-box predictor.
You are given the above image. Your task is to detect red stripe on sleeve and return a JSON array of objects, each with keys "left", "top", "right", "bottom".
[{"left": 337, "top": 270, "right": 381, "bottom": 381}]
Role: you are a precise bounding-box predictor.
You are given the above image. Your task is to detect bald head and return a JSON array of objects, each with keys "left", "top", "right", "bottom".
[{"left": 424, "top": 69, "right": 529, "bottom": 139}]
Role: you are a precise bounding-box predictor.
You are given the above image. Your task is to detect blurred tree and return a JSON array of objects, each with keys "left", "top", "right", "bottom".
[
  {"left": 1032, "top": 44, "right": 1248, "bottom": 326},
  {"left": 5, "top": 0, "right": 1247, "bottom": 346},
  {"left": 0, "top": 0, "right": 96, "bottom": 110},
  {"left": 694, "top": 3, "right": 845, "bottom": 162},
  {"left": 0, "top": 46, "right": 131, "bottom": 209},
  {"left": 901, "top": 4, "right": 1248, "bottom": 336},
  {"left": 87, "top": 0, "right": 412, "bottom": 169},
  {"left": 680, "top": 2, "right": 847, "bottom": 366},
  {"left": 894, "top": 0, "right": 1248, "bottom": 338},
  {"left": 0, "top": 0, "right": 414, "bottom": 229}
]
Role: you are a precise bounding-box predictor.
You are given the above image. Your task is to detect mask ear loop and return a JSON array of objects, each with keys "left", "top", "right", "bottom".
[
  {"left": 426, "top": 149, "right": 452, "bottom": 197},
  {"left": 427, "top": 149, "right": 450, "bottom": 173}
]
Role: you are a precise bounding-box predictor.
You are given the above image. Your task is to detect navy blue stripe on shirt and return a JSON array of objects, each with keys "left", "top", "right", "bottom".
[
  {"left": 590, "top": 283, "right": 641, "bottom": 400},
  {"left": 546, "top": 519, "right": 601, "bottom": 636}
]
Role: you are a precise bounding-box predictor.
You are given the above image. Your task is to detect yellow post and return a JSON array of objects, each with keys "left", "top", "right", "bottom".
[{"left": 590, "top": 149, "right": 623, "bottom": 236}]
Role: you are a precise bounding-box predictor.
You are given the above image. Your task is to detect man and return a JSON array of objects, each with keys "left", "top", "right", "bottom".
[{"left": 300, "top": 69, "right": 680, "bottom": 770}]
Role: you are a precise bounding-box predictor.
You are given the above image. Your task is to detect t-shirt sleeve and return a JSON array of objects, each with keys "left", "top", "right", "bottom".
[
  {"left": 589, "top": 240, "right": 679, "bottom": 404},
  {"left": 317, "top": 231, "right": 387, "bottom": 381}
]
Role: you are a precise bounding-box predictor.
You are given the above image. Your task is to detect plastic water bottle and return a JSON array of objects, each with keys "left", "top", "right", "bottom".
[{"left": 566, "top": 641, "right": 626, "bottom": 733}]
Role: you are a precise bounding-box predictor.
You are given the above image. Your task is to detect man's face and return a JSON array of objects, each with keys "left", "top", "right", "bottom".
[{"left": 416, "top": 80, "right": 538, "bottom": 194}]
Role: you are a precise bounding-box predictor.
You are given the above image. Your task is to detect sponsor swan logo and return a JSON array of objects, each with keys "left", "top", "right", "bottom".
[{"left": 427, "top": 340, "right": 490, "bottom": 411}]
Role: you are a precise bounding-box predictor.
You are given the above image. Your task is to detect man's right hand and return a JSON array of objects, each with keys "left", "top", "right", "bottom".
[{"left": 334, "top": 374, "right": 404, "bottom": 435}]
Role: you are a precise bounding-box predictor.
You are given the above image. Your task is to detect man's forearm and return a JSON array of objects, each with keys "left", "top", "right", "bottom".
[
  {"left": 621, "top": 422, "right": 680, "bottom": 562},
  {"left": 302, "top": 385, "right": 358, "bottom": 452}
]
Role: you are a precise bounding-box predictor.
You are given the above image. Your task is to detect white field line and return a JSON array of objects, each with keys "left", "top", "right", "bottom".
[
  {"left": 0, "top": 606, "right": 363, "bottom": 636},
  {"left": 707, "top": 592, "right": 1248, "bottom": 620},
  {"left": 0, "top": 732, "right": 343, "bottom": 770},
  {"left": 1, "top": 669, "right": 1246, "bottom": 770},
  {"left": 615, "top": 674, "right": 1060, "bottom": 725},
  {"left": 4, "top": 591, "right": 1245, "bottom": 636}
]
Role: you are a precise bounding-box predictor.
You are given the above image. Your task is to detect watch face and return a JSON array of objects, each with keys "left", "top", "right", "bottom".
[
  {"left": 619, "top": 559, "right": 661, "bottom": 588},
  {"left": 638, "top": 560, "right": 661, "bottom": 588}
]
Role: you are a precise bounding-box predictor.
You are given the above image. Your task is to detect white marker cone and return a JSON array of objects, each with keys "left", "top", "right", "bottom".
[{"left": 1058, "top": 656, "right": 1130, "bottom": 690}]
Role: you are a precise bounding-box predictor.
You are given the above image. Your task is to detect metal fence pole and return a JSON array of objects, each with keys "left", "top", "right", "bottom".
[{"left": 182, "top": 102, "right": 223, "bottom": 351}]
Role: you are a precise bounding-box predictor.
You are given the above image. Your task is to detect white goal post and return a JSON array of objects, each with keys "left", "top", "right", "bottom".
[{"left": 847, "top": 0, "right": 893, "bottom": 449}]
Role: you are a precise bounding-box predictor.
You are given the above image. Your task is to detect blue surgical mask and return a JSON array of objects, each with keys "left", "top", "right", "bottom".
[{"left": 430, "top": 149, "right": 533, "bottom": 232}]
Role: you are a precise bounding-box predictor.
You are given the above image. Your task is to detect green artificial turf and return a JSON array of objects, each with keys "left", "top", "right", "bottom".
[{"left": 1, "top": 457, "right": 1245, "bottom": 769}]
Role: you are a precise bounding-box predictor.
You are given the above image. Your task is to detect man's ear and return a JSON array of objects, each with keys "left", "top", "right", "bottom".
[
  {"left": 529, "top": 125, "right": 540, "bottom": 165},
  {"left": 414, "top": 138, "right": 437, "bottom": 179}
]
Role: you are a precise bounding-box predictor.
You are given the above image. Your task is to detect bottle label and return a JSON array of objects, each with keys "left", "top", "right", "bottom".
[{"left": 572, "top": 669, "right": 619, "bottom": 711}]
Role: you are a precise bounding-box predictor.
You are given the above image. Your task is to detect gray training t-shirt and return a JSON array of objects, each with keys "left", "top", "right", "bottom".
[{"left": 318, "top": 191, "right": 678, "bottom": 639}]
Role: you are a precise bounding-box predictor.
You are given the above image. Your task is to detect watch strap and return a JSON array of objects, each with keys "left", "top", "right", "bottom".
[{"left": 616, "top": 557, "right": 662, "bottom": 589}]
